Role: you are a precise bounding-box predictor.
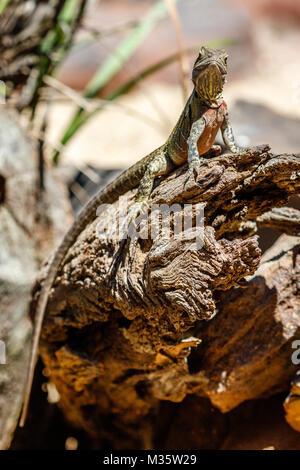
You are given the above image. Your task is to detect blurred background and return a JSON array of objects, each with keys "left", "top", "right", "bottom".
[
  {"left": 2, "top": 0, "right": 300, "bottom": 211},
  {"left": 49, "top": 0, "right": 300, "bottom": 168},
  {"left": 1, "top": 0, "right": 300, "bottom": 450}
]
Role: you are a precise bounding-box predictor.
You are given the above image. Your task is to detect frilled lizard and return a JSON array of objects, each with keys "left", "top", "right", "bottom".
[{"left": 20, "top": 46, "right": 240, "bottom": 426}]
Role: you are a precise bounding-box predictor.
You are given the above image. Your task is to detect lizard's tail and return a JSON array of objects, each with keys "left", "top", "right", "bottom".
[
  {"left": 19, "top": 228, "right": 76, "bottom": 427},
  {"left": 19, "top": 149, "right": 160, "bottom": 427},
  {"left": 19, "top": 182, "right": 111, "bottom": 427}
]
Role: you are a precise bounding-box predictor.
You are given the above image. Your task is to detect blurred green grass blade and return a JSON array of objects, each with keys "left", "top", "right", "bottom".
[
  {"left": 53, "top": 0, "right": 180, "bottom": 163},
  {"left": 41, "top": 0, "right": 82, "bottom": 54},
  {"left": 31, "top": 0, "right": 87, "bottom": 121},
  {"left": 59, "top": 0, "right": 81, "bottom": 22},
  {"left": 0, "top": 0, "right": 11, "bottom": 14},
  {"left": 52, "top": 37, "right": 234, "bottom": 164},
  {"left": 71, "top": 21, "right": 140, "bottom": 52},
  {"left": 84, "top": 0, "right": 180, "bottom": 100}
]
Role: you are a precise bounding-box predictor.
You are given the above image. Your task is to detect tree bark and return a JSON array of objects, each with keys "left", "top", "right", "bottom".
[
  {"left": 35, "top": 145, "right": 300, "bottom": 449},
  {"left": 0, "top": 110, "right": 73, "bottom": 449}
]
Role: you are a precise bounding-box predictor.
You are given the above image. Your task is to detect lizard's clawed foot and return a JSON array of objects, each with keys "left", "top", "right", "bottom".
[
  {"left": 184, "top": 158, "right": 205, "bottom": 189},
  {"left": 184, "top": 162, "right": 198, "bottom": 188},
  {"left": 119, "top": 200, "right": 149, "bottom": 240},
  {"left": 108, "top": 201, "right": 148, "bottom": 278},
  {"left": 108, "top": 238, "right": 128, "bottom": 278}
]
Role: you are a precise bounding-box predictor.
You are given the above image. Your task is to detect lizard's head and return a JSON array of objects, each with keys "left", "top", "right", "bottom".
[{"left": 192, "top": 46, "right": 228, "bottom": 107}]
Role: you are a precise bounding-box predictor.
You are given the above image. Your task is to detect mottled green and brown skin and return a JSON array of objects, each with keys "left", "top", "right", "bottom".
[{"left": 20, "top": 47, "right": 240, "bottom": 426}]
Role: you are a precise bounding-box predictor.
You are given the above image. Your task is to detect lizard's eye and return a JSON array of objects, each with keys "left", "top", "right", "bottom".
[{"left": 224, "top": 56, "right": 228, "bottom": 65}]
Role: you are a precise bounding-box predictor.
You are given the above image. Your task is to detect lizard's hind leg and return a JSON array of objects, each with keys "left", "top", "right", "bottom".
[
  {"left": 109, "top": 151, "right": 173, "bottom": 275},
  {"left": 119, "top": 150, "right": 173, "bottom": 239}
]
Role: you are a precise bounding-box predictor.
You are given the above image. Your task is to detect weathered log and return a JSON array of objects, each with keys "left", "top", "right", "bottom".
[
  {"left": 0, "top": 111, "right": 72, "bottom": 449},
  {"left": 35, "top": 146, "right": 300, "bottom": 448},
  {"left": 187, "top": 233, "right": 300, "bottom": 410},
  {"left": 257, "top": 207, "right": 300, "bottom": 236},
  {"left": 155, "top": 394, "right": 300, "bottom": 450}
]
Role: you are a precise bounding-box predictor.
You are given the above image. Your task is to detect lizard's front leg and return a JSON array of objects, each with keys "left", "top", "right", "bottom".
[
  {"left": 120, "top": 151, "right": 173, "bottom": 238},
  {"left": 184, "top": 117, "right": 206, "bottom": 186},
  {"left": 221, "top": 111, "right": 240, "bottom": 153}
]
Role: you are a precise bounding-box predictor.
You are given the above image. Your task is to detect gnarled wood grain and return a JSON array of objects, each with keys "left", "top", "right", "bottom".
[{"left": 34, "top": 146, "right": 300, "bottom": 448}]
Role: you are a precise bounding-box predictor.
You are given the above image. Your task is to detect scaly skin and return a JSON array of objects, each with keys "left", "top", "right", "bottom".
[{"left": 20, "top": 46, "right": 240, "bottom": 426}]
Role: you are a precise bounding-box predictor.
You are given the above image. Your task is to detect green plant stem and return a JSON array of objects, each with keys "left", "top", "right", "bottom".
[
  {"left": 52, "top": 0, "right": 182, "bottom": 164},
  {"left": 0, "top": 0, "right": 11, "bottom": 15}
]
